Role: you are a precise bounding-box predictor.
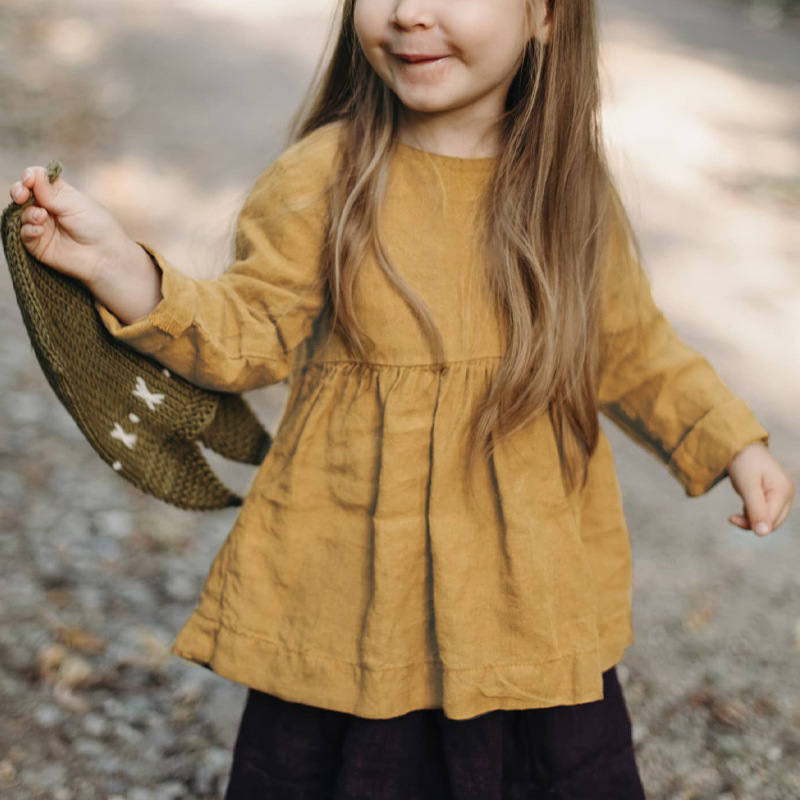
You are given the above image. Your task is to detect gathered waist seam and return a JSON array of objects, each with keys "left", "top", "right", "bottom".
[{"left": 302, "top": 354, "right": 504, "bottom": 370}]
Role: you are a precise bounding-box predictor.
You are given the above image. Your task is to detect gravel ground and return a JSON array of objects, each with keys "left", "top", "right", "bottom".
[{"left": 1, "top": 1, "right": 798, "bottom": 798}]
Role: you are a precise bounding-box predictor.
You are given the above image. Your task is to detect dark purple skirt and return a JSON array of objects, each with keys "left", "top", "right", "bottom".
[{"left": 223, "top": 666, "right": 646, "bottom": 800}]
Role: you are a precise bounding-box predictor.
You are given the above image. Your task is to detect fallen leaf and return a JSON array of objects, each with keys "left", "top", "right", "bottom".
[
  {"left": 56, "top": 626, "right": 107, "bottom": 654},
  {"left": 56, "top": 655, "right": 93, "bottom": 689},
  {"left": 35, "top": 643, "right": 68, "bottom": 681},
  {"left": 710, "top": 696, "right": 748, "bottom": 731}
]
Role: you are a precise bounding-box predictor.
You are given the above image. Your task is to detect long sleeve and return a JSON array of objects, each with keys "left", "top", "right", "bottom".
[
  {"left": 94, "top": 143, "right": 332, "bottom": 395},
  {"left": 597, "top": 200, "right": 769, "bottom": 497}
]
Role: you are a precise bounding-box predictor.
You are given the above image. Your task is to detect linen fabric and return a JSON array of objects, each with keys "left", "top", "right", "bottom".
[{"left": 95, "top": 121, "right": 769, "bottom": 719}]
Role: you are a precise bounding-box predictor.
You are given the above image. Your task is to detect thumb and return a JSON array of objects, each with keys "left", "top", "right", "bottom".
[
  {"left": 21, "top": 164, "right": 76, "bottom": 217},
  {"left": 741, "top": 483, "right": 771, "bottom": 536}
]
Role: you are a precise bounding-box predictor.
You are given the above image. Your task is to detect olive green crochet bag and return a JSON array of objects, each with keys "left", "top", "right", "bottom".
[{"left": 1, "top": 160, "right": 271, "bottom": 511}]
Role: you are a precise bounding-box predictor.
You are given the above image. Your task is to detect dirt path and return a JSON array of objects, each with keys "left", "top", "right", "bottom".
[
  {"left": 1, "top": 1, "right": 797, "bottom": 797},
  {"left": 597, "top": 3, "right": 800, "bottom": 797}
]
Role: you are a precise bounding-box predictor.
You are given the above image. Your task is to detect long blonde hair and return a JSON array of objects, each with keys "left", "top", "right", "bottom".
[{"left": 285, "top": 0, "right": 630, "bottom": 494}]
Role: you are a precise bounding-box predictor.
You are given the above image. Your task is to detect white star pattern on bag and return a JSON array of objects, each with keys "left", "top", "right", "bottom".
[
  {"left": 133, "top": 376, "right": 165, "bottom": 411},
  {"left": 111, "top": 422, "right": 138, "bottom": 450}
]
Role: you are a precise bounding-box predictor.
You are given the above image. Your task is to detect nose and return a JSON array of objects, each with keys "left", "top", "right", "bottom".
[{"left": 391, "top": 0, "right": 436, "bottom": 29}]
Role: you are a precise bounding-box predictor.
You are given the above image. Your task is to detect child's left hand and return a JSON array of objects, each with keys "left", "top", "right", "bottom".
[{"left": 725, "top": 442, "right": 795, "bottom": 536}]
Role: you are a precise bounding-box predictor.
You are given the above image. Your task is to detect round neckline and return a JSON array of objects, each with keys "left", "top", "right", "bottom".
[{"left": 395, "top": 139, "right": 498, "bottom": 170}]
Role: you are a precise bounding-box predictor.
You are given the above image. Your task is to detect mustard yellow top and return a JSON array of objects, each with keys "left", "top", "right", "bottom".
[{"left": 95, "top": 122, "right": 769, "bottom": 720}]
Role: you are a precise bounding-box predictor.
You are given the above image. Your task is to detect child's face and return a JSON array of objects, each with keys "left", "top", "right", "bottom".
[{"left": 354, "top": 0, "right": 550, "bottom": 127}]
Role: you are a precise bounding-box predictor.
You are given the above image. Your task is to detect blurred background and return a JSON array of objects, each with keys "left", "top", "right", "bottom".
[{"left": 0, "top": 0, "right": 798, "bottom": 798}]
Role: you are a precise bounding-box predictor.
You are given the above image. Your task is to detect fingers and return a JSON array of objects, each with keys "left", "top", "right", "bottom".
[
  {"left": 20, "top": 223, "right": 43, "bottom": 238},
  {"left": 728, "top": 512, "right": 748, "bottom": 530},
  {"left": 759, "top": 471, "right": 796, "bottom": 534},
  {"left": 730, "top": 481, "right": 794, "bottom": 536},
  {"left": 772, "top": 500, "right": 791, "bottom": 531},
  {"left": 737, "top": 482, "right": 771, "bottom": 536},
  {"left": 10, "top": 166, "right": 42, "bottom": 205},
  {"left": 18, "top": 204, "right": 49, "bottom": 244},
  {"left": 767, "top": 481, "right": 795, "bottom": 532},
  {"left": 25, "top": 165, "right": 58, "bottom": 211},
  {"left": 10, "top": 165, "right": 71, "bottom": 214},
  {"left": 763, "top": 486, "right": 785, "bottom": 534},
  {"left": 21, "top": 205, "right": 48, "bottom": 226},
  {"left": 729, "top": 504, "right": 791, "bottom": 534},
  {"left": 10, "top": 178, "right": 31, "bottom": 205}
]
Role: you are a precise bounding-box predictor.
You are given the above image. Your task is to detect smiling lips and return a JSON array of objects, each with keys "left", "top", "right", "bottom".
[{"left": 394, "top": 53, "right": 450, "bottom": 64}]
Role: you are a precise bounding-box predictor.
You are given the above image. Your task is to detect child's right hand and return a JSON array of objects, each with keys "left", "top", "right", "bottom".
[
  {"left": 9, "top": 166, "right": 164, "bottom": 324},
  {"left": 9, "top": 165, "right": 137, "bottom": 290}
]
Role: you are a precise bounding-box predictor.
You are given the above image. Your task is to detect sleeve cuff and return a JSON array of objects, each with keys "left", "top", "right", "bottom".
[
  {"left": 94, "top": 242, "right": 198, "bottom": 343},
  {"left": 668, "top": 396, "right": 770, "bottom": 497}
]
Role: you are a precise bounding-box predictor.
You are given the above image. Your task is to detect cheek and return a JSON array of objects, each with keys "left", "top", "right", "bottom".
[
  {"left": 461, "top": 34, "right": 526, "bottom": 83},
  {"left": 354, "top": 11, "right": 388, "bottom": 83},
  {"left": 450, "top": 3, "right": 528, "bottom": 69},
  {"left": 353, "top": 0, "right": 383, "bottom": 52}
]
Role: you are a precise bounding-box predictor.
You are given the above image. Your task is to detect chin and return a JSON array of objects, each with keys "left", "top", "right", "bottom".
[{"left": 394, "top": 91, "right": 461, "bottom": 115}]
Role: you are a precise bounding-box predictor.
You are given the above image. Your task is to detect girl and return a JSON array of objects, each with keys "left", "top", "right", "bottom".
[{"left": 9, "top": 0, "right": 795, "bottom": 797}]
